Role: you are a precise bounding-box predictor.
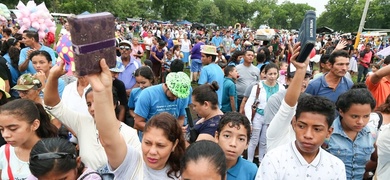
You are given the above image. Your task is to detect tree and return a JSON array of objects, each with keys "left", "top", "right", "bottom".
[
  {"left": 317, "top": 0, "right": 361, "bottom": 32},
  {"left": 251, "top": 0, "right": 278, "bottom": 29},
  {"left": 59, "top": 0, "right": 94, "bottom": 15},
  {"left": 214, "top": 0, "right": 255, "bottom": 26},
  {"left": 151, "top": 0, "right": 193, "bottom": 20},
  {"left": 196, "top": 0, "right": 221, "bottom": 24},
  {"left": 277, "top": 2, "right": 315, "bottom": 29}
]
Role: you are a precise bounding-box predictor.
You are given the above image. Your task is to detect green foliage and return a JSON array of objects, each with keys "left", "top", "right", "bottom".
[
  {"left": 59, "top": 0, "right": 94, "bottom": 15},
  {"left": 318, "top": 0, "right": 390, "bottom": 32},
  {"left": 151, "top": 0, "right": 194, "bottom": 21},
  {"left": 2, "top": 0, "right": 387, "bottom": 33}
]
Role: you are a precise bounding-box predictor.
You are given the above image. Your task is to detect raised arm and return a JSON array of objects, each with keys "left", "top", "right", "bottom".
[
  {"left": 87, "top": 59, "right": 127, "bottom": 169},
  {"left": 44, "top": 60, "right": 66, "bottom": 107},
  {"left": 285, "top": 42, "right": 310, "bottom": 107},
  {"left": 369, "top": 57, "right": 390, "bottom": 84}
]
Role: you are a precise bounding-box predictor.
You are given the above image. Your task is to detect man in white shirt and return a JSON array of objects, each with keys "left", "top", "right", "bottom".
[{"left": 256, "top": 43, "right": 346, "bottom": 180}]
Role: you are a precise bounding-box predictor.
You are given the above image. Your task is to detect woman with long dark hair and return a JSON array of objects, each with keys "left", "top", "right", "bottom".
[{"left": 0, "top": 99, "right": 58, "bottom": 179}]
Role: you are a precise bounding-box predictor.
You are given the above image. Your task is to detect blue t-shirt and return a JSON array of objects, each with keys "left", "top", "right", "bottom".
[
  {"left": 211, "top": 36, "right": 223, "bottom": 47},
  {"left": 305, "top": 74, "right": 353, "bottom": 103},
  {"left": 128, "top": 87, "right": 142, "bottom": 109},
  {"left": 227, "top": 156, "right": 258, "bottom": 180},
  {"left": 221, "top": 77, "right": 237, "bottom": 113},
  {"left": 193, "top": 115, "right": 222, "bottom": 137},
  {"left": 41, "top": 78, "right": 65, "bottom": 98},
  {"left": 3, "top": 53, "right": 20, "bottom": 86},
  {"left": 134, "top": 84, "right": 187, "bottom": 121},
  {"left": 18, "top": 45, "right": 57, "bottom": 75},
  {"left": 198, "top": 63, "right": 224, "bottom": 108}
]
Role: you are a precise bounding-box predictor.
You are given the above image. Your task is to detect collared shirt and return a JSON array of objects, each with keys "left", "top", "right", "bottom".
[
  {"left": 376, "top": 123, "right": 390, "bottom": 179},
  {"left": 305, "top": 73, "right": 353, "bottom": 102},
  {"left": 227, "top": 156, "right": 257, "bottom": 180},
  {"left": 118, "top": 56, "right": 140, "bottom": 90},
  {"left": 256, "top": 141, "right": 346, "bottom": 180},
  {"left": 326, "top": 117, "right": 375, "bottom": 180},
  {"left": 61, "top": 80, "right": 91, "bottom": 116}
]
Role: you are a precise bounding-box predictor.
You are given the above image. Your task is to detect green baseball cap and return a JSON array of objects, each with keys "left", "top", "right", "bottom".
[
  {"left": 166, "top": 72, "right": 191, "bottom": 98},
  {"left": 12, "top": 74, "right": 42, "bottom": 91}
]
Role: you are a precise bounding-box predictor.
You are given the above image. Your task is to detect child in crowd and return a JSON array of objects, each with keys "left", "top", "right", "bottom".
[
  {"left": 349, "top": 49, "right": 358, "bottom": 75},
  {"left": 163, "top": 51, "right": 174, "bottom": 72},
  {"left": 311, "top": 69, "right": 320, "bottom": 79},
  {"left": 173, "top": 45, "right": 181, "bottom": 59},
  {"left": 181, "top": 140, "right": 227, "bottom": 180},
  {"left": 326, "top": 88, "right": 376, "bottom": 179},
  {"left": 142, "top": 59, "right": 153, "bottom": 68},
  {"left": 221, "top": 65, "right": 239, "bottom": 113},
  {"left": 367, "top": 64, "right": 380, "bottom": 77},
  {"left": 277, "top": 61, "right": 288, "bottom": 85},
  {"left": 215, "top": 112, "right": 257, "bottom": 180}
]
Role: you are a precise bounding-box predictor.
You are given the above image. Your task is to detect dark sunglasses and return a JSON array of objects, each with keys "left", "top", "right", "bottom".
[
  {"left": 30, "top": 152, "right": 76, "bottom": 160},
  {"left": 119, "top": 46, "right": 131, "bottom": 50}
]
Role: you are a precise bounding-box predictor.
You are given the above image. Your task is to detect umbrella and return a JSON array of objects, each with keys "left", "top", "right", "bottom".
[
  {"left": 56, "top": 34, "right": 75, "bottom": 75},
  {"left": 377, "top": 46, "right": 390, "bottom": 57},
  {"left": 177, "top": 20, "right": 192, "bottom": 25},
  {"left": 316, "top": 26, "right": 334, "bottom": 34},
  {"left": 206, "top": 23, "right": 217, "bottom": 27}
]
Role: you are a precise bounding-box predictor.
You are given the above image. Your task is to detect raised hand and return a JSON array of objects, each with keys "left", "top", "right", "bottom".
[
  {"left": 290, "top": 42, "right": 310, "bottom": 71},
  {"left": 334, "top": 40, "right": 348, "bottom": 51},
  {"left": 87, "top": 59, "right": 113, "bottom": 93},
  {"left": 49, "top": 59, "right": 67, "bottom": 79}
]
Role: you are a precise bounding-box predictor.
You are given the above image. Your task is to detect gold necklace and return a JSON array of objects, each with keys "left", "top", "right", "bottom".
[{"left": 14, "top": 148, "right": 27, "bottom": 174}]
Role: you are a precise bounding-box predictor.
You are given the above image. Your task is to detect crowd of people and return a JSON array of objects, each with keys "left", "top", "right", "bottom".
[{"left": 0, "top": 17, "right": 389, "bottom": 180}]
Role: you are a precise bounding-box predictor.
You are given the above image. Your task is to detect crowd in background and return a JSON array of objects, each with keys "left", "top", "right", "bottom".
[{"left": 0, "top": 17, "right": 389, "bottom": 180}]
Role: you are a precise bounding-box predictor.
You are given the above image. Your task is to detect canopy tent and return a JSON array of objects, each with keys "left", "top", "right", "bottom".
[
  {"left": 149, "top": 20, "right": 163, "bottom": 24},
  {"left": 361, "top": 31, "right": 388, "bottom": 37},
  {"left": 316, "top": 26, "right": 334, "bottom": 34},
  {"left": 255, "top": 28, "right": 277, "bottom": 41},
  {"left": 127, "top": 18, "right": 142, "bottom": 22},
  {"left": 206, "top": 23, "right": 217, "bottom": 27},
  {"left": 192, "top": 23, "right": 204, "bottom": 29},
  {"left": 177, "top": 20, "right": 191, "bottom": 25}
]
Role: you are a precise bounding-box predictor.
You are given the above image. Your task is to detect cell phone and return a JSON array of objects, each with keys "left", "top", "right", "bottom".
[{"left": 297, "top": 10, "right": 316, "bottom": 62}]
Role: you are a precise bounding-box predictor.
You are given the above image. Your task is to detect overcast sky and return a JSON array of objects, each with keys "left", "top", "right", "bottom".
[{"left": 279, "top": 0, "right": 329, "bottom": 16}]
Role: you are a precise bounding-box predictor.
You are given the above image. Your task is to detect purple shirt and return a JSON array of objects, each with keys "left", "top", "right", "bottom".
[
  {"left": 191, "top": 42, "right": 205, "bottom": 60},
  {"left": 118, "top": 56, "right": 141, "bottom": 90},
  {"left": 149, "top": 46, "right": 165, "bottom": 63}
]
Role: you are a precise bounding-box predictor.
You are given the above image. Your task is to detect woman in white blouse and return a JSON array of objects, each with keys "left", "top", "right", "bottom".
[
  {"left": 88, "top": 59, "right": 185, "bottom": 179},
  {"left": 180, "top": 34, "right": 191, "bottom": 68},
  {"left": 245, "top": 63, "right": 284, "bottom": 164}
]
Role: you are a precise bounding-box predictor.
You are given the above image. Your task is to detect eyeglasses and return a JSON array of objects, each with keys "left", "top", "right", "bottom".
[
  {"left": 30, "top": 152, "right": 76, "bottom": 160},
  {"left": 119, "top": 46, "right": 131, "bottom": 50}
]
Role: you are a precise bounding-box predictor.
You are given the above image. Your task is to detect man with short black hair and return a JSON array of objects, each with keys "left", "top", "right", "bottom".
[
  {"left": 18, "top": 30, "right": 57, "bottom": 74},
  {"left": 305, "top": 50, "right": 353, "bottom": 103},
  {"left": 237, "top": 50, "right": 260, "bottom": 113}
]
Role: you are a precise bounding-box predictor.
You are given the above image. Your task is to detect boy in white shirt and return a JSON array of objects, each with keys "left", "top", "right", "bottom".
[{"left": 256, "top": 43, "right": 346, "bottom": 180}]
